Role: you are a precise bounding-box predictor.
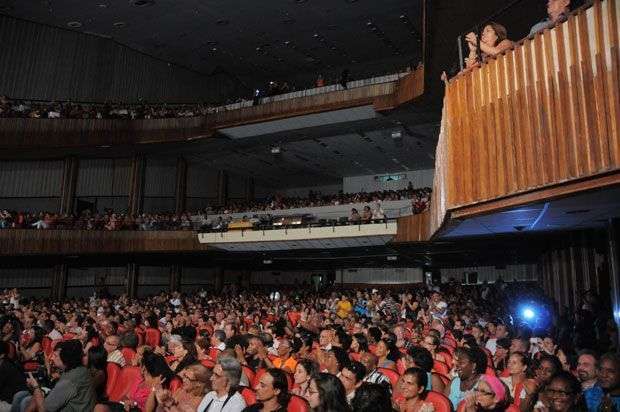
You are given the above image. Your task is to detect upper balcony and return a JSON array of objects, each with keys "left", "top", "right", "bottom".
[{"left": 0, "top": 67, "right": 424, "bottom": 150}]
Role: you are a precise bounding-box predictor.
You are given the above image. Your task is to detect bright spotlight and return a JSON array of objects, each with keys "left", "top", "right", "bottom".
[{"left": 522, "top": 308, "right": 535, "bottom": 320}]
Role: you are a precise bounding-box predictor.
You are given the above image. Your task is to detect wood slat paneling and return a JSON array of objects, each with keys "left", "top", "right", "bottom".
[
  {"left": 0, "top": 229, "right": 209, "bottom": 256},
  {"left": 427, "top": 0, "right": 620, "bottom": 240},
  {"left": 394, "top": 211, "right": 431, "bottom": 243}
]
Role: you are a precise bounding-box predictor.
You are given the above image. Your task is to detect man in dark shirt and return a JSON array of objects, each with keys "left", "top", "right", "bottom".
[{"left": 0, "top": 341, "right": 28, "bottom": 409}]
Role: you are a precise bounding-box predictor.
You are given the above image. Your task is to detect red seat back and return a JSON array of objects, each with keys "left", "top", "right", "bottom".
[
  {"left": 208, "top": 347, "right": 220, "bottom": 361},
  {"left": 108, "top": 366, "right": 142, "bottom": 402},
  {"left": 121, "top": 347, "right": 136, "bottom": 365},
  {"left": 169, "top": 376, "right": 183, "bottom": 393},
  {"left": 144, "top": 328, "right": 161, "bottom": 347},
  {"left": 105, "top": 362, "right": 122, "bottom": 398},
  {"left": 377, "top": 367, "right": 400, "bottom": 388},
  {"left": 287, "top": 395, "right": 310, "bottom": 412},
  {"left": 432, "top": 372, "right": 451, "bottom": 388},
  {"left": 42, "top": 337, "right": 53, "bottom": 356},
  {"left": 201, "top": 359, "right": 216, "bottom": 369},
  {"left": 433, "top": 360, "right": 450, "bottom": 375},
  {"left": 426, "top": 391, "right": 452, "bottom": 412},
  {"left": 241, "top": 387, "right": 257, "bottom": 406},
  {"left": 252, "top": 368, "right": 267, "bottom": 389},
  {"left": 243, "top": 365, "right": 255, "bottom": 384}
]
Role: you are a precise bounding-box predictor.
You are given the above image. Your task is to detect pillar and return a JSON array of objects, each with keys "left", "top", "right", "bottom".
[
  {"left": 608, "top": 218, "right": 620, "bottom": 345},
  {"left": 214, "top": 267, "right": 224, "bottom": 294},
  {"left": 59, "top": 157, "right": 79, "bottom": 215},
  {"left": 175, "top": 157, "right": 187, "bottom": 215},
  {"left": 127, "top": 263, "right": 139, "bottom": 298},
  {"left": 245, "top": 177, "right": 255, "bottom": 203},
  {"left": 52, "top": 264, "right": 68, "bottom": 300},
  {"left": 217, "top": 170, "right": 228, "bottom": 207},
  {"left": 128, "top": 155, "right": 146, "bottom": 217},
  {"left": 170, "top": 264, "right": 182, "bottom": 292}
]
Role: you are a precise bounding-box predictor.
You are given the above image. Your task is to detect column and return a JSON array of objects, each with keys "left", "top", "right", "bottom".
[
  {"left": 59, "top": 157, "right": 79, "bottom": 215},
  {"left": 52, "top": 264, "right": 68, "bottom": 300},
  {"left": 175, "top": 157, "right": 188, "bottom": 215},
  {"left": 217, "top": 170, "right": 228, "bottom": 207},
  {"left": 245, "top": 177, "right": 255, "bottom": 203},
  {"left": 170, "top": 264, "right": 182, "bottom": 292},
  {"left": 128, "top": 155, "right": 146, "bottom": 217},
  {"left": 608, "top": 218, "right": 620, "bottom": 345},
  {"left": 127, "top": 263, "right": 139, "bottom": 298},
  {"left": 214, "top": 267, "right": 224, "bottom": 294}
]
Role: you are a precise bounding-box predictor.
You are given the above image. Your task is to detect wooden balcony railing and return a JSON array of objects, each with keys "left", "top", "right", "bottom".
[
  {"left": 0, "top": 66, "right": 424, "bottom": 149},
  {"left": 429, "top": 0, "right": 620, "bottom": 237},
  {"left": 0, "top": 229, "right": 208, "bottom": 256}
]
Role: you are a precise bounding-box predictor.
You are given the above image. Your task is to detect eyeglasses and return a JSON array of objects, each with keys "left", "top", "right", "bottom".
[{"left": 474, "top": 388, "right": 495, "bottom": 397}]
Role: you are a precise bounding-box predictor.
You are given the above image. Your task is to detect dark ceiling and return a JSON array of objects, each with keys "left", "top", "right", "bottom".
[{"left": 1, "top": 0, "right": 425, "bottom": 87}]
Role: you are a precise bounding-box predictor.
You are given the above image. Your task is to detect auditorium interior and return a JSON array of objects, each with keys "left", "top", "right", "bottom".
[{"left": 0, "top": 0, "right": 619, "bottom": 411}]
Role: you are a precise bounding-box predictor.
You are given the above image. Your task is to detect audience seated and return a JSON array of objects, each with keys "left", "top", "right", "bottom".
[
  {"left": 0, "top": 278, "right": 616, "bottom": 412},
  {"left": 0, "top": 187, "right": 432, "bottom": 232}
]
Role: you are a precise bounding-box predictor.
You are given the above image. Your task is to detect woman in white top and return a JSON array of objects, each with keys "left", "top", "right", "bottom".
[{"left": 197, "top": 357, "right": 246, "bottom": 412}]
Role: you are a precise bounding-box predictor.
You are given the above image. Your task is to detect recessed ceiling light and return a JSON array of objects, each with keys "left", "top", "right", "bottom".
[
  {"left": 113, "top": 22, "right": 126, "bottom": 28},
  {"left": 282, "top": 18, "right": 296, "bottom": 24},
  {"left": 295, "top": 0, "right": 308, "bottom": 3},
  {"left": 206, "top": 40, "right": 218, "bottom": 46},
  {"left": 216, "top": 19, "right": 229, "bottom": 26},
  {"left": 67, "top": 21, "right": 83, "bottom": 28},
  {"left": 97, "top": 3, "right": 108, "bottom": 8}
]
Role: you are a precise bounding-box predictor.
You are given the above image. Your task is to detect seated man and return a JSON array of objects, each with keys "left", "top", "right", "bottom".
[
  {"left": 530, "top": 0, "right": 570, "bottom": 35},
  {"left": 14, "top": 340, "right": 96, "bottom": 412}
]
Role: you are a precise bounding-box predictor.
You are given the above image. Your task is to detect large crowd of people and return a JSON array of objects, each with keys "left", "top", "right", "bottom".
[
  {"left": 0, "top": 187, "right": 431, "bottom": 231},
  {"left": 0, "top": 279, "right": 617, "bottom": 412}
]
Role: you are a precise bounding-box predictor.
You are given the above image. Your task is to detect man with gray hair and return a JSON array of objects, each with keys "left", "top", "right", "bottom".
[{"left": 197, "top": 357, "right": 246, "bottom": 412}]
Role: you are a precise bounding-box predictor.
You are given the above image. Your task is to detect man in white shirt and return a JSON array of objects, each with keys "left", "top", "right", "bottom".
[
  {"left": 486, "top": 323, "right": 509, "bottom": 355},
  {"left": 44, "top": 320, "right": 63, "bottom": 341},
  {"left": 197, "top": 357, "right": 246, "bottom": 412},
  {"left": 211, "top": 330, "right": 227, "bottom": 352}
]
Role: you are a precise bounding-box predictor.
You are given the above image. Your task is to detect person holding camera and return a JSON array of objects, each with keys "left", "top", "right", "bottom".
[{"left": 12, "top": 339, "right": 96, "bottom": 412}]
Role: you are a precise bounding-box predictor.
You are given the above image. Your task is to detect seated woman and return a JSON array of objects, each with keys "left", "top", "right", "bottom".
[
  {"left": 85, "top": 345, "right": 109, "bottom": 404},
  {"left": 243, "top": 368, "right": 290, "bottom": 412},
  {"left": 375, "top": 338, "right": 399, "bottom": 371},
  {"left": 499, "top": 352, "right": 535, "bottom": 408},
  {"left": 19, "top": 326, "right": 44, "bottom": 363},
  {"left": 464, "top": 22, "right": 514, "bottom": 69},
  {"left": 402, "top": 346, "right": 446, "bottom": 393},
  {"left": 306, "top": 373, "right": 350, "bottom": 412},
  {"left": 146, "top": 363, "right": 211, "bottom": 412},
  {"left": 349, "top": 333, "right": 369, "bottom": 362},
  {"left": 361, "top": 206, "right": 372, "bottom": 223},
  {"left": 457, "top": 374, "right": 518, "bottom": 412},
  {"left": 291, "top": 359, "right": 318, "bottom": 400},
  {"left": 396, "top": 367, "right": 435, "bottom": 412},
  {"left": 168, "top": 337, "right": 198, "bottom": 375},
  {"left": 119, "top": 351, "right": 175, "bottom": 411}
]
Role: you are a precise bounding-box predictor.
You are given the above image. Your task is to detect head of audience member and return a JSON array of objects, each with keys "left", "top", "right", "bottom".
[
  {"left": 400, "top": 367, "right": 429, "bottom": 402},
  {"left": 179, "top": 363, "right": 211, "bottom": 396},
  {"left": 141, "top": 350, "right": 174, "bottom": 388},
  {"left": 495, "top": 337, "right": 511, "bottom": 359},
  {"left": 598, "top": 352, "right": 620, "bottom": 395},
  {"left": 339, "top": 361, "right": 366, "bottom": 397},
  {"left": 510, "top": 337, "right": 530, "bottom": 354},
  {"left": 576, "top": 350, "right": 598, "bottom": 388},
  {"left": 351, "top": 383, "right": 391, "bottom": 412},
  {"left": 359, "top": 352, "right": 379, "bottom": 375},
  {"left": 547, "top": 0, "right": 570, "bottom": 22},
  {"left": 403, "top": 346, "right": 434, "bottom": 373},
  {"left": 247, "top": 335, "right": 264, "bottom": 356},
  {"left": 277, "top": 337, "right": 294, "bottom": 359},
  {"left": 307, "top": 372, "right": 350, "bottom": 412},
  {"left": 54, "top": 340, "right": 84, "bottom": 371},
  {"left": 211, "top": 329, "right": 226, "bottom": 348},
  {"left": 351, "top": 333, "right": 369, "bottom": 354},
  {"left": 327, "top": 347, "right": 350, "bottom": 373},
  {"left": 224, "top": 323, "right": 237, "bottom": 339},
  {"left": 474, "top": 374, "right": 510, "bottom": 410},
  {"left": 480, "top": 22, "right": 508, "bottom": 48},
  {"left": 294, "top": 359, "right": 318, "bottom": 388},
  {"left": 256, "top": 368, "right": 290, "bottom": 409},
  {"left": 211, "top": 357, "right": 242, "bottom": 396},
  {"left": 535, "top": 354, "right": 563, "bottom": 386},
  {"left": 507, "top": 351, "right": 530, "bottom": 377},
  {"left": 544, "top": 370, "right": 586, "bottom": 412},
  {"left": 319, "top": 328, "right": 333, "bottom": 349},
  {"left": 454, "top": 347, "right": 487, "bottom": 381},
  {"left": 103, "top": 335, "right": 120, "bottom": 354},
  {"left": 495, "top": 324, "right": 509, "bottom": 339},
  {"left": 84, "top": 344, "right": 107, "bottom": 371}
]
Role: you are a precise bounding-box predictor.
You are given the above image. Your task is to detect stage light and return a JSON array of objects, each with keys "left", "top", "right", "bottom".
[{"left": 522, "top": 308, "right": 535, "bottom": 320}]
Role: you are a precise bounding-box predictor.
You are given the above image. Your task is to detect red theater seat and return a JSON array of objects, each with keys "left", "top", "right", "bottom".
[
  {"left": 144, "top": 328, "right": 161, "bottom": 347},
  {"left": 377, "top": 367, "right": 400, "bottom": 388},
  {"left": 121, "top": 347, "right": 136, "bottom": 365},
  {"left": 433, "top": 360, "right": 450, "bottom": 375},
  {"left": 105, "top": 362, "right": 122, "bottom": 398},
  {"left": 108, "top": 366, "right": 141, "bottom": 402},
  {"left": 287, "top": 395, "right": 310, "bottom": 412},
  {"left": 241, "top": 387, "right": 257, "bottom": 406},
  {"left": 426, "top": 391, "right": 453, "bottom": 412},
  {"left": 169, "top": 376, "right": 182, "bottom": 393}
]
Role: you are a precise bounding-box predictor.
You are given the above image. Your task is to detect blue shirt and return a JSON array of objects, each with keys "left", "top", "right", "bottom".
[{"left": 584, "top": 384, "right": 620, "bottom": 412}]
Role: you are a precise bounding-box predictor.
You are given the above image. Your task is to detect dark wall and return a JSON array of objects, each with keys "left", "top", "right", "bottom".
[{"left": 0, "top": 15, "right": 240, "bottom": 103}]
